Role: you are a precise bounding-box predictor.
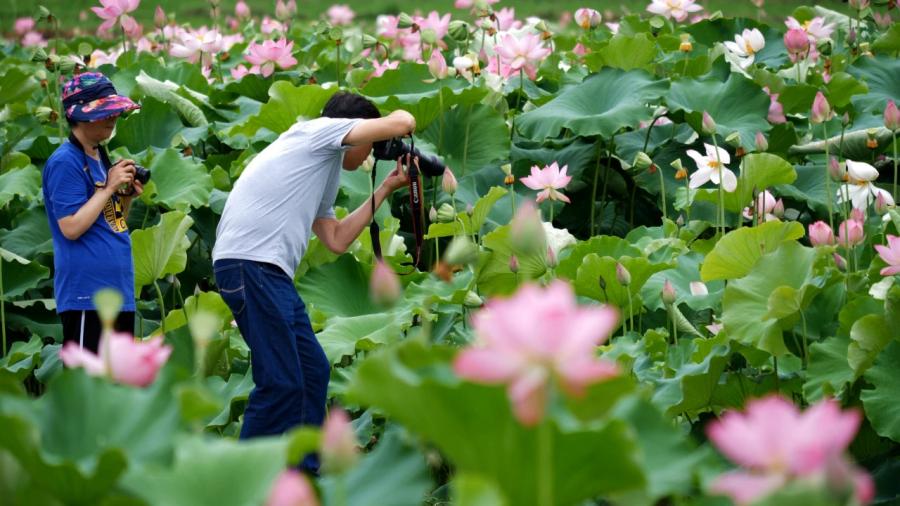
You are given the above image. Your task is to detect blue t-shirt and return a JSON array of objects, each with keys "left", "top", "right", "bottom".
[{"left": 42, "top": 141, "right": 135, "bottom": 312}]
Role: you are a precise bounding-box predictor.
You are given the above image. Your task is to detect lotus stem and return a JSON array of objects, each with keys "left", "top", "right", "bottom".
[
  {"left": 800, "top": 310, "right": 809, "bottom": 368},
  {"left": 712, "top": 136, "right": 725, "bottom": 237},
  {"left": 626, "top": 289, "right": 634, "bottom": 335},
  {"left": 154, "top": 280, "right": 167, "bottom": 336},
  {"left": 336, "top": 41, "right": 342, "bottom": 88},
  {"left": 823, "top": 122, "right": 834, "bottom": 233},
  {"left": 590, "top": 145, "right": 602, "bottom": 236},
  {"left": 893, "top": 132, "right": 897, "bottom": 203},
  {"left": 1, "top": 254, "right": 6, "bottom": 357},
  {"left": 657, "top": 162, "right": 668, "bottom": 221},
  {"left": 537, "top": 420, "right": 554, "bottom": 506}
]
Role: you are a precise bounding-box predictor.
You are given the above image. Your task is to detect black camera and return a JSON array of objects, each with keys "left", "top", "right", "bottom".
[
  {"left": 372, "top": 138, "right": 445, "bottom": 177},
  {"left": 133, "top": 165, "right": 151, "bottom": 184}
]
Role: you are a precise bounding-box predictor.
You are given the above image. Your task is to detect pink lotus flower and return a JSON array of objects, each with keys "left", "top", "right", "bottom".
[
  {"left": 707, "top": 396, "right": 871, "bottom": 506},
  {"left": 371, "top": 59, "right": 399, "bottom": 78},
  {"left": 59, "top": 332, "right": 171, "bottom": 387},
  {"left": 170, "top": 27, "right": 223, "bottom": 66},
  {"left": 572, "top": 42, "right": 589, "bottom": 56},
  {"left": 785, "top": 16, "right": 834, "bottom": 42},
  {"left": 742, "top": 190, "right": 778, "bottom": 222},
  {"left": 442, "top": 167, "right": 458, "bottom": 194},
  {"left": 369, "top": 260, "right": 401, "bottom": 306},
  {"left": 454, "top": 0, "right": 499, "bottom": 8},
  {"left": 376, "top": 15, "right": 400, "bottom": 39},
  {"left": 810, "top": 91, "right": 833, "bottom": 124},
  {"left": 231, "top": 64, "right": 252, "bottom": 80},
  {"left": 321, "top": 408, "right": 359, "bottom": 473},
  {"left": 266, "top": 470, "right": 319, "bottom": 506},
  {"left": 875, "top": 235, "right": 900, "bottom": 276},
  {"left": 574, "top": 8, "right": 602, "bottom": 29},
  {"left": 763, "top": 87, "right": 787, "bottom": 124},
  {"left": 687, "top": 143, "right": 737, "bottom": 192},
  {"left": 808, "top": 221, "right": 834, "bottom": 246},
  {"left": 453, "top": 281, "right": 620, "bottom": 426},
  {"left": 121, "top": 14, "right": 142, "bottom": 40},
  {"left": 235, "top": 0, "right": 251, "bottom": 19},
  {"left": 494, "top": 32, "right": 552, "bottom": 80},
  {"left": 495, "top": 7, "right": 521, "bottom": 31},
  {"left": 784, "top": 28, "right": 810, "bottom": 61},
  {"left": 427, "top": 49, "right": 448, "bottom": 79},
  {"left": 327, "top": 4, "right": 355, "bottom": 26},
  {"left": 14, "top": 17, "right": 35, "bottom": 36},
  {"left": 21, "top": 31, "right": 47, "bottom": 47},
  {"left": 275, "top": 0, "right": 296, "bottom": 20},
  {"left": 91, "top": 0, "right": 140, "bottom": 36},
  {"left": 260, "top": 16, "right": 285, "bottom": 34},
  {"left": 837, "top": 218, "right": 865, "bottom": 247},
  {"left": 417, "top": 11, "right": 451, "bottom": 40},
  {"left": 646, "top": 0, "right": 703, "bottom": 22},
  {"left": 245, "top": 38, "right": 298, "bottom": 77},
  {"left": 521, "top": 162, "right": 573, "bottom": 204},
  {"left": 884, "top": 100, "right": 900, "bottom": 132},
  {"left": 873, "top": 12, "right": 892, "bottom": 29}
]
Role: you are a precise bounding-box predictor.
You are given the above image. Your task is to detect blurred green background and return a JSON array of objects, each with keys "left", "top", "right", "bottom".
[{"left": 2, "top": 0, "right": 852, "bottom": 34}]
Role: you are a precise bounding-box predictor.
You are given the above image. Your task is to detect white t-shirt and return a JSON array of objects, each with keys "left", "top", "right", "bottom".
[{"left": 212, "top": 117, "right": 361, "bottom": 277}]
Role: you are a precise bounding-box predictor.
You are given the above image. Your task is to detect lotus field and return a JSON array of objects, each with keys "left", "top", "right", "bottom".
[{"left": 2, "top": 0, "right": 900, "bottom": 504}]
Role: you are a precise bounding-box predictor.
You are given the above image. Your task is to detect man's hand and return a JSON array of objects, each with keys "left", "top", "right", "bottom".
[
  {"left": 105, "top": 159, "right": 135, "bottom": 195},
  {"left": 380, "top": 157, "right": 412, "bottom": 193}
]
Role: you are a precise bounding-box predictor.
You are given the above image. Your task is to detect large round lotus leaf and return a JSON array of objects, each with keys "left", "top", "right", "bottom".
[
  {"left": 132, "top": 211, "right": 194, "bottom": 291},
  {"left": 642, "top": 251, "right": 724, "bottom": 312},
  {"left": 574, "top": 253, "right": 673, "bottom": 322},
  {"left": 700, "top": 220, "right": 805, "bottom": 282},
  {"left": 477, "top": 225, "right": 548, "bottom": 297},
  {"left": 1, "top": 248, "right": 49, "bottom": 299},
  {"left": 872, "top": 22, "right": 900, "bottom": 53},
  {"left": 134, "top": 71, "right": 208, "bottom": 128},
  {"left": 111, "top": 97, "right": 184, "bottom": 153},
  {"left": 421, "top": 103, "right": 510, "bottom": 176},
  {"left": 861, "top": 341, "right": 900, "bottom": 443},
  {"left": 802, "top": 334, "right": 854, "bottom": 402},
  {"left": 648, "top": 336, "right": 732, "bottom": 415},
  {"left": 348, "top": 339, "right": 645, "bottom": 506},
  {"left": 0, "top": 166, "right": 40, "bottom": 208},
  {"left": 721, "top": 241, "right": 818, "bottom": 356},
  {"left": 0, "top": 67, "right": 40, "bottom": 109},
  {"left": 516, "top": 69, "right": 669, "bottom": 140},
  {"left": 0, "top": 207, "right": 52, "bottom": 258},
  {"left": 0, "top": 370, "right": 180, "bottom": 505},
  {"left": 847, "top": 55, "right": 900, "bottom": 115},
  {"left": 298, "top": 254, "right": 377, "bottom": 318},
  {"left": 667, "top": 74, "right": 771, "bottom": 143},
  {"left": 111, "top": 55, "right": 209, "bottom": 98},
  {"left": 144, "top": 149, "right": 214, "bottom": 211},
  {"left": 230, "top": 82, "right": 337, "bottom": 138},
  {"left": 585, "top": 33, "right": 658, "bottom": 72}
]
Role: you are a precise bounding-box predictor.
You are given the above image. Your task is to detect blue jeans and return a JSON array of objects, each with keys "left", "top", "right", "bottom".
[{"left": 213, "top": 259, "right": 330, "bottom": 472}]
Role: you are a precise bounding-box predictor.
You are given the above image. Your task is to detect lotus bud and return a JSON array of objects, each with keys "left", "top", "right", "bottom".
[
  {"left": 810, "top": 92, "right": 833, "bottom": 124},
  {"left": 360, "top": 155, "right": 375, "bottom": 173},
  {"left": 545, "top": 246, "right": 558, "bottom": 268},
  {"left": 829, "top": 157, "right": 844, "bottom": 181},
  {"left": 510, "top": 201, "right": 547, "bottom": 257},
  {"left": 632, "top": 151, "right": 653, "bottom": 172},
  {"left": 509, "top": 254, "right": 519, "bottom": 273},
  {"left": 321, "top": 408, "right": 359, "bottom": 473},
  {"left": 866, "top": 128, "right": 879, "bottom": 149},
  {"left": 275, "top": 0, "right": 290, "bottom": 20},
  {"left": 661, "top": 279, "right": 676, "bottom": 305},
  {"left": 574, "top": 8, "right": 602, "bottom": 29},
  {"left": 34, "top": 106, "right": 54, "bottom": 122},
  {"left": 437, "top": 203, "right": 456, "bottom": 223},
  {"left": 676, "top": 214, "right": 685, "bottom": 226},
  {"left": 808, "top": 221, "right": 835, "bottom": 246},
  {"left": 369, "top": 261, "right": 401, "bottom": 307},
  {"left": 463, "top": 290, "right": 483, "bottom": 307},
  {"left": 442, "top": 167, "right": 458, "bottom": 195},
  {"left": 31, "top": 47, "right": 49, "bottom": 62},
  {"left": 449, "top": 20, "right": 470, "bottom": 41},
  {"left": 850, "top": 208, "right": 865, "bottom": 223},
  {"left": 670, "top": 158, "right": 684, "bottom": 171},
  {"left": 466, "top": 204, "right": 474, "bottom": 217},
  {"left": 837, "top": 219, "right": 865, "bottom": 247},
  {"left": 154, "top": 6, "right": 166, "bottom": 27},
  {"left": 429, "top": 206, "right": 438, "bottom": 222},
  {"left": 397, "top": 12, "right": 416, "bottom": 29},
  {"left": 444, "top": 236, "right": 478, "bottom": 265},
  {"left": 428, "top": 49, "right": 448, "bottom": 79},
  {"left": 755, "top": 131, "right": 768, "bottom": 152},
  {"left": 833, "top": 253, "right": 847, "bottom": 271},
  {"left": 875, "top": 192, "right": 891, "bottom": 215},
  {"left": 597, "top": 274, "right": 607, "bottom": 292},
  {"left": 93, "top": 288, "right": 124, "bottom": 330},
  {"left": 773, "top": 198, "right": 785, "bottom": 218},
  {"left": 679, "top": 33, "right": 693, "bottom": 52},
  {"left": 689, "top": 281, "right": 708, "bottom": 296},
  {"left": 725, "top": 131, "right": 742, "bottom": 149},
  {"left": 615, "top": 262, "right": 631, "bottom": 286},
  {"left": 235, "top": 0, "right": 250, "bottom": 19},
  {"left": 885, "top": 100, "right": 900, "bottom": 132},
  {"left": 701, "top": 111, "right": 716, "bottom": 135},
  {"left": 784, "top": 28, "right": 810, "bottom": 57},
  {"left": 361, "top": 34, "right": 378, "bottom": 48},
  {"left": 58, "top": 55, "right": 80, "bottom": 73}
]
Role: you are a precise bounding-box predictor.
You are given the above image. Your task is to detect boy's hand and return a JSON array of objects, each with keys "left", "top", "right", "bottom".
[{"left": 381, "top": 157, "right": 412, "bottom": 193}]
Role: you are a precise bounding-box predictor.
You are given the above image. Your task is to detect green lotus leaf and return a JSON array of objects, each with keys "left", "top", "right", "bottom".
[
  {"left": 643, "top": 251, "right": 724, "bottom": 312},
  {"left": 298, "top": 254, "right": 378, "bottom": 319},
  {"left": 848, "top": 314, "right": 894, "bottom": 379},
  {"left": 776, "top": 160, "right": 829, "bottom": 216},
  {"left": 700, "top": 220, "right": 805, "bottom": 282},
  {"left": 556, "top": 236, "right": 644, "bottom": 281},
  {"left": 574, "top": 253, "right": 673, "bottom": 322},
  {"left": 861, "top": 341, "right": 900, "bottom": 443},
  {"left": 0, "top": 68, "right": 39, "bottom": 108},
  {"left": 847, "top": 56, "right": 900, "bottom": 116},
  {"left": 229, "top": 82, "right": 336, "bottom": 138},
  {"left": 0, "top": 207, "right": 52, "bottom": 258},
  {"left": 1, "top": 247, "right": 50, "bottom": 299},
  {"left": 135, "top": 71, "right": 208, "bottom": 128},
  {"left": 111, "top": 97, "right": 184, "bottom": 153},
  {"left": 517, "top": 69, "right": 669, "bottom": 140},
  {"left": 317, "top": 312, "right": 403, "bottom": 364},
  {"left": 132, "top": 211, "right": 194, "bottom": 291},
  {"left": 721, "top": 241, "right": 818, "bottom": 356},
  {"left": 0, "top": 336, "right": 43, "bottom": 382},
  {"left": 421, "top": 103, "right": 510, "bottom": 176},
  {"left": 586, "top": 33, "right": 658, "bottom": 72},
  {"left": 650, "top": 335, "right": 732, "bottom": 415},
  {"left": 205, "top": 372, "right": 254, "bottom": 429},
  {"left": 825, "top": 72, "right": 869, "bottom": 109},
  {"left": 667, "top": 74, "right": 771, "bottom": 143},
  {"left": 144, "top": 149, "right": 214, "bottom": 211},
  {"left": 477, "top": 225, "right": 547, "bottom": 297},
  {"left": 161, "top": 290, "right": 233, "bottom": 335},
  {"left": 802, "top": 334, "right": 854, "bottom": 402},
  {"left": 347, "top": 339, "right": 645, "bottom": 506},
  {"left": 872, "top": 22, "right": 900, "bottom": 53},
  {"left": 0, "top": 166, "right": 41, "bottom": 208}
]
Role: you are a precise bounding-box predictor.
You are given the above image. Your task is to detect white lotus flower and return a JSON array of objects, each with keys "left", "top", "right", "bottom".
[
  {"left": 723, "top": 28, "right": 765, "bottom": 69},
  {"left": 687, "top": 143, "right": 737, "bottom": 192},
  {"left": 837, "top": 160, "right": 895, "bottom": 210},
  {"left": 542, "top": 222, "right": 576, "bottom": 258}
]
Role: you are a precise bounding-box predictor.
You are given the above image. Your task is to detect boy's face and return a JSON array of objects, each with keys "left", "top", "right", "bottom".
[{"left": 342, "top": 143, "right": 372, "bottom": 170}]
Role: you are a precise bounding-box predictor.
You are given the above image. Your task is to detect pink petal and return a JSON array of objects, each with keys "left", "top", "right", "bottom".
[
  {"left": 58, "top": 342, "right": 106, "bottom": 375},
  {"left": 453, "top": 348, "right": 522, "bottom": 384},
  {"left": 507, "top": 368, "right": 548, "bottom": 426},
  {"left": 710, "top": 472, "right": 785, "bottom": 505}
]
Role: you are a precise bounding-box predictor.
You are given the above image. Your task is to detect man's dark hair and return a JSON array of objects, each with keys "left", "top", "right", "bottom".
[{"left": 321, "top": 92, "right": 380, "bottom": 120}]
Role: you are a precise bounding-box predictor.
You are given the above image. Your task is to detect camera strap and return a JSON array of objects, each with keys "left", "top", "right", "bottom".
[
  {"left": 369, "top": 166, "right": 382, "bottom": 260},
  {"left": 67, "top": 132, "right": 113, "bottom": 173},
  {"left": 406, "top": 155, "right": 425, "bottom": 270}
]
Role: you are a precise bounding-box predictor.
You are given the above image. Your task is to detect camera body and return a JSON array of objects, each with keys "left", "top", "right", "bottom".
[
  {"left": 372, "top": 138, "right": 445, "bottom": 177},
  {"left": 133, "top": 165, "right": 151, "bottom": 184}
]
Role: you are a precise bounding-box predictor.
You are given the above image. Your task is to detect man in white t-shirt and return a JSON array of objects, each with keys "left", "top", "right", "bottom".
[{"left": 212, "top": 92, "right": 414, "bottom": 472}]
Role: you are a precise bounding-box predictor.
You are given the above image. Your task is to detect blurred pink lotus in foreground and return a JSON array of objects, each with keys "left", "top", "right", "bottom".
[
  {"left": 266, "top": 470, "right": 319, "bottom": 506},
  {"left": 875, "top": 235, "right": 900, "bottom": 276},
  {"left": 646, "top": 0, "right": 703, "bottom": 22},
  {"left": 454, "top": 281, "right": 619, "bottom": 426},
  {"left": 707, "top": 396, "right": 872, "bottom": 505},
  {"left": 91, "top": 0, "right": 140, "bottom": 37},
  {"left": 321, "top": 408, "right": 359, "bottom": 473},
  {"left": 327, "top": 4, "right": 355, "bottom": 26},
  {"left": 521, "top": 162, "right": 573, "bottom": 203},
  {"left": 14, "top": 17, "right": 35, "bottom": 35},
  {"left": 245, "top": 38, "right": 298, "bottom": 77},
  {"left": 60, "top": 332, "right": 171, "bottom": 387},
  {"left": 494, "top": 32, "right": 552, "bottom": 80},
  {"left": 687, "top": 143, "right": 737, "bottom": 192},
  {"left": 235, "top": 0, "right": 251, "bottom": 19}
]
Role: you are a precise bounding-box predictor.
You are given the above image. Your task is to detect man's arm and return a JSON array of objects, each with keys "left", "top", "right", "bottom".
[
  {"left": 312, "top": 165, "right": 409, "bottom": 255},
  {"left": 57, "top": 161, "right": 135, "bottom": 240},
  {"left": 341, "top": 110, "right": 416, "bottom": 146}
]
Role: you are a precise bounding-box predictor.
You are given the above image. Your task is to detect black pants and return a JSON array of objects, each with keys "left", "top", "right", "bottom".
[{"left": 59, "top": 310, "right": 136, "bottom": 353}]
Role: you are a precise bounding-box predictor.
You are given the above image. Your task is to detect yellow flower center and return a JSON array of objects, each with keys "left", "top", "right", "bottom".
[
  {"left": 744, "top": 40, "right": 756, "bottom": 54},
  {"left": 708, "top": 160, "right": 721, "bottom": 169}
]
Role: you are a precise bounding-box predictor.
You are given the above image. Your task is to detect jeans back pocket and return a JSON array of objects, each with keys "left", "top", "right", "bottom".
[{"left": 214, "top": 261, "right": 246, "bottom": 316}]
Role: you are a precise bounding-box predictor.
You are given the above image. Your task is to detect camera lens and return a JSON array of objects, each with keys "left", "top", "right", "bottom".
[{"left": 134, "top": 165, "right": 151, "bottom": 184}]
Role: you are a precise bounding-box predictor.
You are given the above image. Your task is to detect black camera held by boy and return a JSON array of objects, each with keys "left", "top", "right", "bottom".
[
  {"left": 372, "top": 137, "right": 445, "bottom": 176},
  {"left": 132, "top": 164, "right": 151, "bottom": 184}
]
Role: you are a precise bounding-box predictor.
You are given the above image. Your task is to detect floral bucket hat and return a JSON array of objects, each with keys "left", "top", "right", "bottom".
[{"left": 62, "top": 72, "right": 140, "bottom": 122}]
